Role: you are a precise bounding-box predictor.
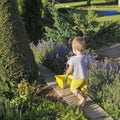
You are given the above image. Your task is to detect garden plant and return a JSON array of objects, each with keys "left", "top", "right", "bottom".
[
  {"left": 31, "top": 2, "right": 120, "bottom": 119},
  {"left": 32, "top": 40, "right": 120, "bottom": 120},
  {"left": 17, "top": 0, "right": 43, "bottom": 44},
  {"left": 0, "top": 0, "right": 88, "bottom": 119},
  {"left": 0, "top": 0, "right": 37, "bottom": 82},
  {"left": 0, "top": 79, "right": 88, "bottom": 120},
  {"left": 0, "top": 0, "right": 120, "bottom": 119}
]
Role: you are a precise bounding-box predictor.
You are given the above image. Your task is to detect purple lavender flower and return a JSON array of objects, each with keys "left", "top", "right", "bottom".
[
  {"left": 32, "top": 40, "right": 55, "bottom": 50},
  {"left": 42, "top": 44, "right": 71, "bottom": 74}
]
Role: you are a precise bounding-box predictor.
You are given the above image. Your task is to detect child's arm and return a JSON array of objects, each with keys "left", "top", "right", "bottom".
[{"left": 66, "top": 65, "right": 73, "bottom": 76}]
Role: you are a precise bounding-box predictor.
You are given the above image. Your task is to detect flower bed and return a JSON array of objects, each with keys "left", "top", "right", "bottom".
[{"left": 32, "top": 41, "right": 120, "bottom": 119}]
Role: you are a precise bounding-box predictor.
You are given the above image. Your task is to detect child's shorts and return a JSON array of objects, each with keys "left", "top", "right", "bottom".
[{"left": 70, "top": 78, "right": 88, "bottom": 94}]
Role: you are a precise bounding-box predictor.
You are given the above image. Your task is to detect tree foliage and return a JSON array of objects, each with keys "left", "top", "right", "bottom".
[
  {"left": 0, "top": 0, "right": 37, "bottom": 82},
  {"left": 17, "top": 0, "right": 42, "bottom": 44}
]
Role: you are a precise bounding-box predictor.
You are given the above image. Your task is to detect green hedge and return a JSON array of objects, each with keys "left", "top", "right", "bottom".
[
  {"left": 0, "top": 0, "right": 37, "bottom": 82},
  {"left": 17, "top": 0, "right": 42, "bottom": 44}
]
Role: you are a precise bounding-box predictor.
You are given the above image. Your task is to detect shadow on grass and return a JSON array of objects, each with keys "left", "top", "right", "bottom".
[
  {"left": 57, "top": 0, "right": 117, "bottom": 6},
  {"left": 58, "top": 1, "right": 120, "bottom": 19},
  {"left": 81, "top": 1, "right": 118, "bottom": 7},
  {"left": 58, "top": 7, "right": 120, "bottom": 18},
  {"left": 57, "top": 1, "right": 118, "bottom": 10}
]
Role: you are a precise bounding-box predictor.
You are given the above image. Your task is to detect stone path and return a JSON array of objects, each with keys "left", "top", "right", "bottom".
[{"left": 38, "top": 64, "right": 113, "bottom": 120}]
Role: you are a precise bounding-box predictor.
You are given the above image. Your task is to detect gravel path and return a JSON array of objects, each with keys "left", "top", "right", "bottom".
[{"left": 99, "top": 43, "right": 120, "bottom": 64}]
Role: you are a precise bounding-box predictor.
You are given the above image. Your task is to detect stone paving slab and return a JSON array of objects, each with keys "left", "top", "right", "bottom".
[
  {"left": 55, "top": 87, "right": 72, "bottom": 97},
  {"left": 38, "top": 64, "right": 113, "bottom": 120},
  {"left": 82, "top": 98, "right": 113, "bottom": 120}
]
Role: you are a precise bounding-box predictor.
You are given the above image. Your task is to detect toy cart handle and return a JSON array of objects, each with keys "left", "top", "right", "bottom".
[{"left": 63, "top": 75, "right": 68, "bottom": 89}]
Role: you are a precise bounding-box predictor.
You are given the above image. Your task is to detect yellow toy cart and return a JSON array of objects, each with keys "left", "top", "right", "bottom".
[{"left": 55, "top": 74, "right": 73, "bottom": 89}]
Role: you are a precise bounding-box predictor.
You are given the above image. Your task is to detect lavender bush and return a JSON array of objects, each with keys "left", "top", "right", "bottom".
[
  {"left": 31, "top": 41, "right": 71, "bottom": 74},
  {"left": 32, "top": 41, "right": 120, "bottom": 119},
  {"left": 42, "top": 45, "right": 71, "bottom": 74},
  {"left": 67, "top": 49, "right": 120, "bottom": 119},
  {"left": 31, "top": 40, "right": 55, "bottom": 63},
  {"left": 85, "top": 50, "right": 120, "bottom": 120},
  {"left": 102, "top": 75, "right": 120, "bottom": 119}
]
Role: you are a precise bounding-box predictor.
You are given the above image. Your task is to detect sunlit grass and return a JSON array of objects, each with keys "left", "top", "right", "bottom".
[
  {"left": 80, "top": 6, "right": 120, "bottom": 22},
  {"left": 96, "top": 14, "right": 120, "bottom": 22},
  {"left": 55, "top": 0, "right": 115, "bottom": 9},
  {"left": 55, "top": 1, "right": 120, "bottom": 23},
  {"left": 55, "top": 2, "right": 86, "bottom": 8}
]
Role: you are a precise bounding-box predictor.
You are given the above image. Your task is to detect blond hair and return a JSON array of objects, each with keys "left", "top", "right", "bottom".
[{"left": 72, "top": 36, "right": 86, "bottom": 53}]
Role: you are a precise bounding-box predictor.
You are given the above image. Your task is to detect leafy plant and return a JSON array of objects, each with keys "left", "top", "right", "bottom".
[
  {"left": 102, "top": 75, "right": 120, "bottom": 120},
  {"left": 44, "top": 4, "right": 120, "bottom": 48},
  {"left": 0, "top": 78, "right": 87, "bottom": 120},
  {"left": 0, "top": 0, "right": 37, "bottom": 82},
  {"left": 31, "top": 40, "right": 55, "bottom": 63},
  {"left": 85, "top": 51, "right": 120, "bottom": 119},
  {"left": 42, "top": 45, "right": 71, "bottom": 74},
  {"left": 44, "top": 2, "right": 75, "bottom": 45},
  {"left": 70, "top": 9, "right": 120, "bottom": 48},
  {"left": 20, "top": 0, "right": 42, "bottom": 44},
  {"left": 32, "top": 41, "right": 71, "bottom": 74},
  {"left": 17, "top": 0, "right": 24, "bottom": 14}
]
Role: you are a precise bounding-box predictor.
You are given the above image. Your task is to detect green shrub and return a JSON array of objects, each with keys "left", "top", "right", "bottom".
[
  {"left": 93, "top": 21, "right": 120, "bottom": 46},
  {"left": 88, "top": 72, "right": 120, "bottom": 120},
  {"left": 42, "top": 45, "right": 71, "bottom": 74},
  {"left": 44, "top": 5, "right": 120, "bottom": 48},
  {"left": 0, "top": 79, "right": 87, "bottom": 120},
  {"left": 32, "top": 41, "right": 71, "bottom": 74},
  {"left": 102, "top": 75, "right": 120, "bottom": 120},
  {"left": 0, "top": 0, "right": 37, "bottom": 82},
  {"left": 70, "top": 10, "right": 100, "bottom": 48},
  {"left": 44, "top": 3, "right": 75, "bottom": 45},
  {"left": 41, "top": 0, "right": 53, "bottom": 25},
  {"left": 17, "top": 0, "right": 24, "bottom": 14},
  {"left": 31, "top": 41, "right": 55, "bottom": 63},
  {"left": 17, "top": 0, "right": 42, "bottom": 44},
  {"left": 0, "top": 77, "right": 16, "bottom": 100},
  {"left": 0, "top": 96, "right": 87, "bottom": 120},
  {"left": 33, "top": 45, "right": 54, "bottom": 63},
  {"left": 87, "top": 55, "right": 120, "bottom": 119},
  {"left": 70, "top": 10, "right": 120, "bottom": 48}
]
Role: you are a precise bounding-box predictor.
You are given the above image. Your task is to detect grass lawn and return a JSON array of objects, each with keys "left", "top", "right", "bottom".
[
  {"left": 55, "top": 0, "right": 110, "bottom": 8},
  {"left": 79, "top": 6, "right": 120, "bottom": 22},
  {"left": 55, "top": 0, "right": 120, "bottom": 23}
]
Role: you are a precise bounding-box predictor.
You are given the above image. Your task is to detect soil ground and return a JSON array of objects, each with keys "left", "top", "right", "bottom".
[
  {"left": 37, "top": 80, "right": 67, "bottom": 104},
  {"left": 98, "top": 43, "right": 120, "bottom": 64}
]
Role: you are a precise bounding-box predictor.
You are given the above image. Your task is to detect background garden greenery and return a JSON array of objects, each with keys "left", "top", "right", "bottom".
[
  {"left": 0, "top": 0, "right": 37, "bottom": 83},
  {"left": 31, "top": 1, "right": 120, "bottom": 119},
  {"left": 0, "top": 0, "right": 120, "bottom": 119},
  {"left": 32, "top": 41, "right": 120, "bottom": 120},
  {"left": 0, "top": 79, "right": 87, "bottom": 120}
]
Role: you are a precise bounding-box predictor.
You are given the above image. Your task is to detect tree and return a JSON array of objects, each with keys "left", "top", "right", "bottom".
[
  {"left": 0, "top": 0, "right": 37, "bottom": 82},
  {"left": 86, "top": 0, "right": 91, "bottom": 5},
  {"left": 22, "top": 0, "right": 42, "bottom": 44}
]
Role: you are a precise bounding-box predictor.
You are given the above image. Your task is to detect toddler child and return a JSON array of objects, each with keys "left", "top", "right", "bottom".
[{"left": 66, "top": 36, "right": 90, "bottom": 107}]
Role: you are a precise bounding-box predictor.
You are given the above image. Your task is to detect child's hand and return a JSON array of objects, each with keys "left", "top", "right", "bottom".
[{"left": 66, "top": 65, "right": 73, "bottom": 75}]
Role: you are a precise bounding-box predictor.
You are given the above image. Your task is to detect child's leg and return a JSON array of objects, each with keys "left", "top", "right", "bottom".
[
  {"left": 70, "top": 79, "right": 88, "bottom": 106},
  {"left": 73, "top": 89, "right": 86, "bottom": 106},
  {"left": 70, "top": 78, "right": 88, "bottom": 94}
]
